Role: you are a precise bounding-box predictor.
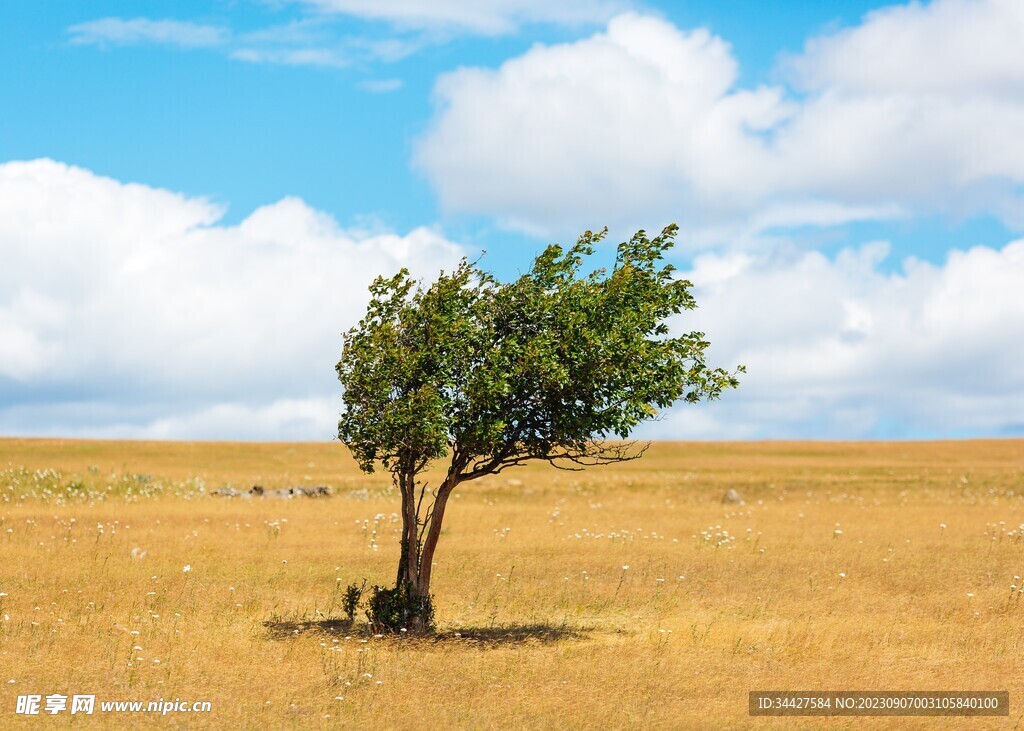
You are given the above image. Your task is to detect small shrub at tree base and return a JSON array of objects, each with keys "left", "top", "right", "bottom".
[
  {"left": 342, "top": 580, "right": 366, "bottom": 622},
  {"left": 366, "top": 583, "right": 435, "bottom": 633}
]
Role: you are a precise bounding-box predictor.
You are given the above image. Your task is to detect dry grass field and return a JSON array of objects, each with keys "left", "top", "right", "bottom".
[{"left": 1, "top": 437, "right": 1023, "bottom": 729}]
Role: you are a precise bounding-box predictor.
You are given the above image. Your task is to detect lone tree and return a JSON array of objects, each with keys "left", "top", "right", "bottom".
[{"left": 337, "top": 225, "right": 740, "bottom": 631}]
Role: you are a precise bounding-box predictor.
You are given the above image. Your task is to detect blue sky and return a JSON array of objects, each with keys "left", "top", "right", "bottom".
[{"left": 1, "top": 0, "right": 1023, "bottom": 440}]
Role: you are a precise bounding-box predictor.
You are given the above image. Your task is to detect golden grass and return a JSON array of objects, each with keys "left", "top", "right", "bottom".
[{"left": 1, "top": 438, "right": 1023, "bottom": 729}]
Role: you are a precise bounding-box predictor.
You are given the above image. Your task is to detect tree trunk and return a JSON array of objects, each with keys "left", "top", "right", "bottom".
[
  {"left": 416, "top": 477, "right": 456, "bottom": 595},
  {"left": 390, "top": 473, "right": 458, "bottom": 632},
  {"left": 396, "top": 470, "right": 419, "bottom": 589},
  {"left": 396, "top": 472, "right": 412, "bottom": 586}
]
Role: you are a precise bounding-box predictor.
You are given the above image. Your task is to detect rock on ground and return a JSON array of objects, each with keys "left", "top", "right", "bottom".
[{"left": 722, "top": 488, "right": 744, "bottom": 504}]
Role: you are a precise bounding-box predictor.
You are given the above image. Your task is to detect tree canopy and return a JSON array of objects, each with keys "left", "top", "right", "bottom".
[{"left": 338, "top": 224, "right": 740, "bottom": 480}]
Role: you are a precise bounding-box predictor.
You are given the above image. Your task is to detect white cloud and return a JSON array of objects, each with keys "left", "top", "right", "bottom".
[
  {"left": 230, "top": 47, "right": 349, "bottom": 68},
  {"left": 646, "top": 238, "right": 1024, "bottom": 439},
  {"left": 785, "top": 0, "right": 1024, "bottom": 96},
  {"left": 68, "top": 18, "right": 229, "bottom": 48},
  {"left": 0, "top": 160, "right": 463, "bottom": 439},
  {"left": 416, "top": 4, "right": 1024, "bottom": 238},
  {"left": 66, "top": 15, "right": 418, "bottom": 70},
  {"left": 296, "top": 0, "right": 630, "bottom": 35},
  {"left": 416, "top": 14, "right": 760, "bottom": 235}
]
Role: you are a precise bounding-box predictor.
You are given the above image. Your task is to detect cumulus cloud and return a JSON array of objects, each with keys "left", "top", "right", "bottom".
[
  {"left": 786, "top": 0, "right": 1024, "bottom": 95},
  {"left": 0, "top": 160, "right": 463, "bottom": 439},
  {"left": 647, "top": 238, "right": 1024, "bottom": 439},
  {"left": 68, "top": 18, "right": 230, "bottom": 48},
  {"left": 416, "top": 3, "right": 1024, "bottom": 238}
]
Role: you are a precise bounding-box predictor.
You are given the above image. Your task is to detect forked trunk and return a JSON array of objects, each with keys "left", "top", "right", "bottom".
[{"left": 391, "top": 474, "right": 458, "bottom": 632}]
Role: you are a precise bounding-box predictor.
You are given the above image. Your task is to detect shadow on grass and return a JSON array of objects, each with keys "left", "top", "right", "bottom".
[
  {"left": 263, "top": 618, "right": 591, "bottom": 645},
  {"left": 264, "top": 618, "right": 354, "bottom": 640},
  {"left": 433, "top": 623, "right": 591, "bottom": 645}
]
